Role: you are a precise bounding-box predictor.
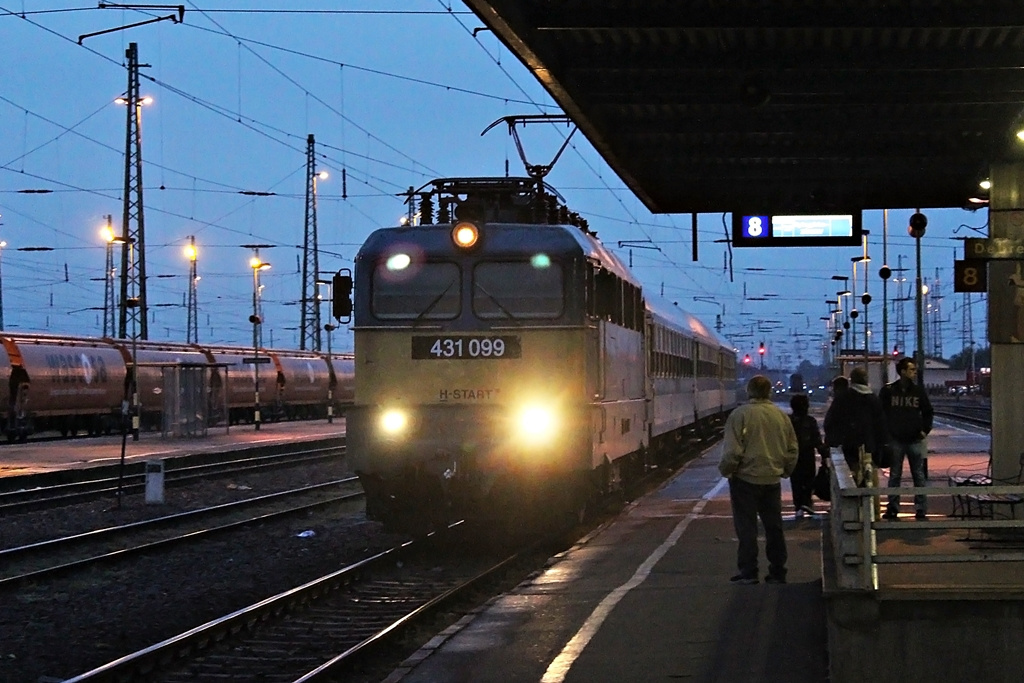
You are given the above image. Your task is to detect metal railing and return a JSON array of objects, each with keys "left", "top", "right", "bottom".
[{"left": 826, "top": 452, "right": 1024, "bottom": 591}]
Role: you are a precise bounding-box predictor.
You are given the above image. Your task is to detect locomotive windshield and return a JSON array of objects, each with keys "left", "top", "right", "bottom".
[
  {"left": 372, "top": 261, "right": 460, "bottom": 320},
  {"left": 473, "top": 260, "right": 563, "bottom": 319}
]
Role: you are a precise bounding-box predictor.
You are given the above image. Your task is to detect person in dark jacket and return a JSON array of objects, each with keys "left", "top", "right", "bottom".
[
  {"left": 788, "top": 393, "right": 826, "bottom": 517},
  {"left": 823, "top": 367, "right": 888, "bottom": 483},
  {"left": 879, "top": 357, "right": 934, "bottom": 520}
]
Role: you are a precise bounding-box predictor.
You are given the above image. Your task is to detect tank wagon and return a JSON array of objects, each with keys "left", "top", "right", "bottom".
[
  {"left": 346, "top": 177, "right": 736, "bottom": 533},
  {"left": 0, "top": 333, "right": 353, "bottom": 441}
]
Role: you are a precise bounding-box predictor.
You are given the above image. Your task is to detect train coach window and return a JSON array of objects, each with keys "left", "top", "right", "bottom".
[
  {"left": 473, "top": 261, "right": 563, "bottom": 319},
  {"left": 372, "top": 262, "right": 460, "bottom": 320},
  {"left": 594, "top": 269, "right": 619, "bottom": 323}
]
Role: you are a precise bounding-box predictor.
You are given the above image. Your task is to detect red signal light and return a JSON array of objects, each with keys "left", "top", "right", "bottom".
[
  {"left": 758, "top": 341, "right": 765, "bottom": 355},
  {"left": 743, "top": 354, "right": 752, "bottom": 364}
]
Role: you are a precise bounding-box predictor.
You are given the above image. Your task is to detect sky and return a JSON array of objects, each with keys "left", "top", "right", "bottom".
[{"left": 0, "top": 2, "right": 990, "bottom": 370}]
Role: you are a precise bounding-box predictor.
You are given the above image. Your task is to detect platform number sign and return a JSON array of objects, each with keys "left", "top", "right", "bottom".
[
  {"left": 954, "top": 259, "right": 987, "bottom": 293},
  {"left": 742, "top": 215, "right": 769, "bottom": 240},
  {"left": 731, "top": 212, "right": 862, "bottom": 247}
]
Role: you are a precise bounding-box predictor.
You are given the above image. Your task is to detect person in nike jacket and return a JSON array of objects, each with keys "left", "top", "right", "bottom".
[{"left": 879, "top": 357, "right": 934, "bottom": 520}]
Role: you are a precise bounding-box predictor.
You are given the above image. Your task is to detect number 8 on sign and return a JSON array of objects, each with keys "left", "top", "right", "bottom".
[{"left": 744, "top": 215, "right": 768, "bottom": 238}]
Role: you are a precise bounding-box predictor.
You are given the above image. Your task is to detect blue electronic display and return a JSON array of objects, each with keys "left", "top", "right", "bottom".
[
  {"left": 731, "top": 211, "right": 862, "bottom": 247},
  {"left": 741, "top": 215, "right": 770, "bottom": 239}
]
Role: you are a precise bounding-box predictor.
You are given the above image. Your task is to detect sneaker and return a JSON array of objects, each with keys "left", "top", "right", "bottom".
[
  {"left": 730, "top": 574, "right": 758, "bottom": 585},
  {"left": 915, "top": 510, "right": 927, "bottom": 520},
  {"left": 882, "top": 509, "right": 898, "bottom": 520},
  {"left": 765, "top": 574, "right": 787, "bottom": 584},
  {"left": 794, "top": 509, "right": 804, "bottom": 519}
]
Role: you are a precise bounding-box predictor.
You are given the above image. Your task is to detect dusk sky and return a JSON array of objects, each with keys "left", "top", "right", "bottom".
[{"left": 0, "top": 3, "right": 988, "bottom": 368}]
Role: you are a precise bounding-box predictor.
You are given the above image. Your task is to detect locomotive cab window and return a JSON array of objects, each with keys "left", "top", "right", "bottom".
[
  {"left": 473, "top": 261, "right": 563, "bottom": 319},
  {"left": 372, "top": 261, "right": 460, "bottom": 320}
]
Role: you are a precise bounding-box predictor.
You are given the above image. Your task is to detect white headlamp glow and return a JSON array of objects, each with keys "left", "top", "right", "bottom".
[
  {"left": 379, "top": 409, "right": 408, "bottom": 436},
  {"left": 517, "top": 405, "right": 558, "bottom": 444}
]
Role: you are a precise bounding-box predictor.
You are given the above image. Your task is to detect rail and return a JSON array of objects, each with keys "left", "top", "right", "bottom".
[{"left": 826, "top": 453, "right": 1024, "bottom": 591}]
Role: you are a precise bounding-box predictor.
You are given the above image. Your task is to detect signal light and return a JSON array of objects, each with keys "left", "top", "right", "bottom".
[
  {"left": 332, "top": 271, "right": 353, "bottom": 321},
  {"left": 743, "top": 354, "right": 752, "bottom": 365},
  {"left": 758, "top": 341, "right": 765, "bottom": 355},
  {"left": 892, "top": 345, "right": 899, "bottom": 357},
  {"left": 908, "top": 212, "right": 928, "bottom": 239}
]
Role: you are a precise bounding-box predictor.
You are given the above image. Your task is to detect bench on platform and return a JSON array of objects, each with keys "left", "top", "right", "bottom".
[{"left": 949, "top": 453, "right": 1024, "bottom": 520}]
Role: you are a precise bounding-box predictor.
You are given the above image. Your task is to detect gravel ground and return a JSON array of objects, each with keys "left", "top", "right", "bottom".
[{"left": 0, "top": 459, "right": 411, "bottom": 683}]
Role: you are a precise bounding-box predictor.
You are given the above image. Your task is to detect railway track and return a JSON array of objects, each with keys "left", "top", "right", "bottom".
[
  {"left": 0, "top": 476, "right": 364, "bottom": 588},
  {"left": 59, "top": 435, "right": 727, "bottom": 683},
  {"left": 932, "top": 400, "right": 991, "bottom": 428},
  {"left": 0, "top": 442, "right": 346, "bottom": 514},
  {"left": 3, "top": 432, "right": 724, "bottom": 682},
  {"left": 63, "top": 527, "right": 540, "bottom": 683}
]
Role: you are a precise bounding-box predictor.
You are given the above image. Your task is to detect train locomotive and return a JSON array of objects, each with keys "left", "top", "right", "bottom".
[
  {"left": 0, "top": 333, "right": 353, "bottom": 441},
  {"left": 346, "top": 177, "right": 737, "bottom": 532}
]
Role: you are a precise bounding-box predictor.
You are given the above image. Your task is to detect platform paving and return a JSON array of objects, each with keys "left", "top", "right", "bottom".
[
  {"left": 0, "top": 419, "right": 346, "bottom": 478},
  {"left": 387, "top": 416, "right": 997, "bottom": 683}
]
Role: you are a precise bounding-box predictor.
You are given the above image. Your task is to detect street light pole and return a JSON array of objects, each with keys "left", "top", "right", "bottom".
[
  {"left": 184, "top": 236, "right": 198, "bottom": 344},
  {"left": 909, "top": 212, "right": 928, "bottom": 388},
  {"left": 244, "top": 246, "right": 272, "bottom": 431},
  {"left": 880, "top": 210, "right": 892, "bottom": 383},
  {"left": 832, "top": 275, "right": 851, "bottom": 364},
  {"left": 0, "top": 240, "right": 7, "bottom": 332},
  {"left": 101, "top": 217, "right": 116, "bottom": 337},
  {"left": 852, "top": 254, "right": 871, "bottom": 370}
]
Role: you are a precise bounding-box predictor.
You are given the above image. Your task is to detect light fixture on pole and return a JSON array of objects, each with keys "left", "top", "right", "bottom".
[
  {"left": 300, "top": 134, "right": 327, "bottom": 352},
  {"left": 113, "top": 72, "right": 154, "bottom": 341},
  {"left": 833, "top": 275, "right": 851, "bottom": 355},
  {"left": 852, "top": 255, "right": 871, "bottom": 365},
  {"left": 184, "top": 236, "right": 198, "bottom": 344},
  {"left": 880, "top": 209, "right": 892, "bottom": 383},
  {"left": 244, "top": 245, "right": 273, "bottom": 431},
  {"left": 100, "top": 217, "right": 116, "bottom": 337},
  {"left": 908, "top": 211, "right": 928, "bottom": 387},
  {"left": 824, "top": 299, "right": 839, "bottom": 367},
  {"left": 0, "top": 239, "right": 7, "bottom": 332}
]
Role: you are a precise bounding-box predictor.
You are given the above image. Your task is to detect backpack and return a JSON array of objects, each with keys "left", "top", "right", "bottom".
[
  {"left": 791, "top": 415, "right": 819, "bottom": 454},
  {"left": 824, "top": 393, "right": 867, "bottom": 448}
]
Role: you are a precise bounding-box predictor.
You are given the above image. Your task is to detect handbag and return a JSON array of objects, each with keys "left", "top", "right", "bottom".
[
  {"left": 872, "top": 443, "right": 894, "bottom": 469},
  {"left": 812, "top": 463, "right": 832, "bottom": 501}
]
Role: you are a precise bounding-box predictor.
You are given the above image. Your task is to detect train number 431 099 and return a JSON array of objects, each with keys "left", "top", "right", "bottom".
[{"left": 412, "top": 335, "right": 522, "bottom": 360}]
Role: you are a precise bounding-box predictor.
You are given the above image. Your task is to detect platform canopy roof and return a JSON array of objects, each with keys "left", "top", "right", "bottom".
[{"left": 463, "top": 1, "right": 1024, "bottom": 215}]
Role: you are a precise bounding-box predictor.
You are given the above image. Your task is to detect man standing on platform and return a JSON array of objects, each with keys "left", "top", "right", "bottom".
[
  {"left": 719, "top": 375, "right": 799, "bottom": 585},
  {"left": 880, "top": 357, "right": 934, "bottom": 520}
]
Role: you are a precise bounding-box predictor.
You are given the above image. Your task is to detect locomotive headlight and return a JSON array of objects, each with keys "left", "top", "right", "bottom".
[
  {"left": 379, "top": 409, "right": 409, "bottom": 437},
  {"left": 451, "top": 221, "right": 480, "bottom": 249},
  {"left": 517, "top": 405, "right": 558, "bottom": 445}
]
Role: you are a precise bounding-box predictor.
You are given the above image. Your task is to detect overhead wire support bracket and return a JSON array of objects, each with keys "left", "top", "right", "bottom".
[
  {"left": 617, "top": 239, "right": 661, "bottom": 251},
  {"left": 80, "top": 4, "right": 184, "bottom": 44}
]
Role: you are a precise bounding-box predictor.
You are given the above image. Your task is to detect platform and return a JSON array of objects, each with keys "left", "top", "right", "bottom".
[
  {"left": 0, "top": 419, "right": 346, "bottom": 478},
  {"left": 386, "top": 417, "right": 999, "bottom": 683}
]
